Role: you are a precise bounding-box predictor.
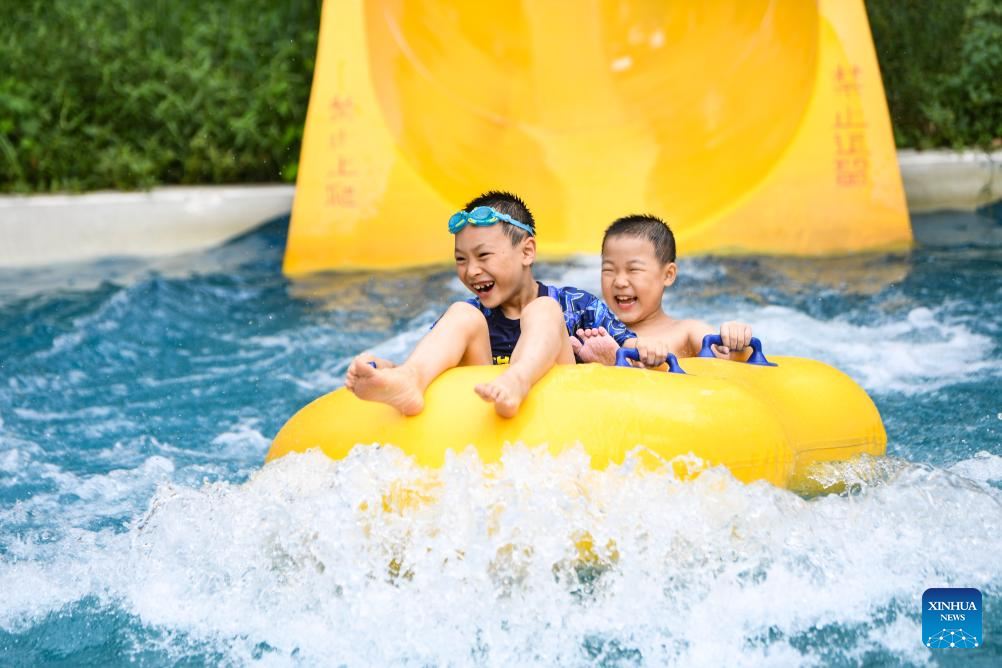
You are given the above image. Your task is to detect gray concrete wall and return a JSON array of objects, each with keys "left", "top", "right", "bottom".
[
  {"left": 0, "top": 185, "right": 293, "bottom": 268},
  {"left": 898, "top": 149, "right": 1002, "bottom": 214}
]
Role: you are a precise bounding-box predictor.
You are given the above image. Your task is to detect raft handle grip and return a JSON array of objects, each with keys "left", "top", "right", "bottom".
[
  {"left": 697, "top": 335, "right": 777, "bottom": 366},
  {"left": 615, "top": 347, "right": 686, "bottom": 374}
]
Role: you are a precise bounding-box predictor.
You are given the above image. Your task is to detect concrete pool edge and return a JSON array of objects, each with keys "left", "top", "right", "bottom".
[
  {"left": 899, "top": 149, "right": 1002, "bottom": 214},
  {"left": 0, "top": 184, "right": 294, "bottom": 269},
  {"left": 0, "top": 150, "right": 999, "bottom": 268}
]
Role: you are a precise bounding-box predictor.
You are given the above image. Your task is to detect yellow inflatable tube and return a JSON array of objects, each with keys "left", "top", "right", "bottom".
[{"left": 267, "top": 350, "right": 886, "bottom": 492}]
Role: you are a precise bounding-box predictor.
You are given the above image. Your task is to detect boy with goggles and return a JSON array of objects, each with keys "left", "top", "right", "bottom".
[{"left": 346, "top": 191, "right": 666, "bottom": 418}]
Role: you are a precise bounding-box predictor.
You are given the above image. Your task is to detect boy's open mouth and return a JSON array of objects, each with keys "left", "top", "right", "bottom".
[
  {"left": 473, "top": 281, "right": 495, "bottom": 295},
  {"left": 615, "top": 296, "right": 638, "bottom": 308}
]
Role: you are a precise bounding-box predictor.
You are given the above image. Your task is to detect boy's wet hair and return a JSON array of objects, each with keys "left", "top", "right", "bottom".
[
  {"left": 463, "top": 190, "right": 536, "bottom": 245},
  {"left": 603, "top": 214, "right": 676, "bottom": 264}
]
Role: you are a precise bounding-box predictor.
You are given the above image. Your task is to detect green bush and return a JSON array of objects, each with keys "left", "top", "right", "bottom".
[
  {"left": 867, "top": 0, "right": 1002, "bottom": 149},
  {"left": 0, "top": 0, "right": 320, "bottom": 192}
]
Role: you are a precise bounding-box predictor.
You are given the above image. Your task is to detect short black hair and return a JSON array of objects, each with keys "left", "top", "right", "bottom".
[
  {"left": 463, "top": 190, "right": 535, "bottom": 245},
  {"left": 602, "top": 214, "right": 676, "bottom": 264}
]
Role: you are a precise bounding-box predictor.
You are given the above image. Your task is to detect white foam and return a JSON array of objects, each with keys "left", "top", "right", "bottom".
[
  {"left": 37, "top": 285, "right": 135, "bottom": 359},
  {"left": 950, "top": 451, "right": 1002, "bottom": 484},
  {"left": 209, "top": 419, "right": 271, "bottom": 458},
  {"left": 653, "top": 303, "right": 998, "bottom": 395},
  {"left": 0, "top": 541, "right": 107, "bottom": 631},
  {"left": 0, "top": 447, "right": 28, "bottom": 475},
  {"left": 537, "top": 256, "right": 602, "bottom": 293},
  {"left": 12, "top": 405, "right": 114, "bottom": 421},
  {"left": 0, "top": 425, "right": 44, "bottom": 476},
  {"left": 243, "top": 308, "right": 439, "bottom": 394},
  {"left": 0, "top": 454, "right": 175, "bottom": 531},
  {"left": 2, "top": 447, "right": 999, "bottom": 665},
  {"left": 366, "top": 312, "right": 437, "bottom": 364},
  {"left": 288, "top": 308, "right": 442, "bottom": 393}
]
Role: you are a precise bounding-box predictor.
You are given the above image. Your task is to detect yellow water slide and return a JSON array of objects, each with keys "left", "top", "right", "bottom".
[{"left": 284, "top": 0, "right": 911, "bottom": 274}]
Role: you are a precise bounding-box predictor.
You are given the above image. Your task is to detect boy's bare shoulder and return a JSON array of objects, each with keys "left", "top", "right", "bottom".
[
  {"left": 633, "top": 317, "right": 701, "bottom": 340},
  {"left": 680, "top": 318, "right": 714, "bottom": 333},
  {"left": 640, "top": 318, "right": 708, "bottom": 334}
]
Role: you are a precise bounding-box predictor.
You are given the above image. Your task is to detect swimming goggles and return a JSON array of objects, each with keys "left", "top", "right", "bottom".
[{"left": 447, "top": 206, "right": 535, "bottom": 236}]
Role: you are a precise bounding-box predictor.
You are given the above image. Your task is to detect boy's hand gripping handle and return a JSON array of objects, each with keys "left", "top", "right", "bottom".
[
  {"left": 697, "top": 335, "right": 777, "bottom": 366},
  {"left": 615, "top": 347, "right": 686, "bottom": 374}
]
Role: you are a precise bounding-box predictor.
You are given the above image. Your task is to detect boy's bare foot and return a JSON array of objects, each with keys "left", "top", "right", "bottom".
[
  {"left": 474, "top": 370, "right": 530, "bottom": 418},
  {"left": 346, "top": 357, "right": 424, "bottom": 416},
  {"left": 575, "top": 327, "right": 620, "bottom": 365}
]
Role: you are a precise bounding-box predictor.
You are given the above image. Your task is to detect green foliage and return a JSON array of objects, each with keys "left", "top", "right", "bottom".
[
  {"left": 0, "top": 0, "right": 319, "bottom": 192},
  {"left": 867, "top": 0, "right": 1002, "bottom": 149}
]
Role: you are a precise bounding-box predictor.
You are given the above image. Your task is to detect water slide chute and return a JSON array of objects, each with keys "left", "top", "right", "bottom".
[{"left": 284, "top": 0, "right": 911, "bottom": 274}]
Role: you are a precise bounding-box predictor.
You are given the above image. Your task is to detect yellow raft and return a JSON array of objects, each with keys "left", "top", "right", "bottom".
[{"left": 267, "top": 341, "right": 886, "bottom": 492}]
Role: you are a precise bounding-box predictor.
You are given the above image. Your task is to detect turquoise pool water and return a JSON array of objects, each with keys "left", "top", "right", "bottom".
[{"left": 1, "top": 216, "right": 1000, "bottom": 666}]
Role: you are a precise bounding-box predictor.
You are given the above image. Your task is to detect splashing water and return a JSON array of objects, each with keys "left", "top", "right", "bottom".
[{"left": 1, "top": 217, "right": 1000, "bottom": 665}]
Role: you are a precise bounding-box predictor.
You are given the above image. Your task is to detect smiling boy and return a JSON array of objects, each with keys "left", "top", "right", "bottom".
[
  {"left": 346, "top": 192, "right": 654, "bottom": 418},
  {"left": 577, "top": 214, "right": 752, "bottom": 361}
]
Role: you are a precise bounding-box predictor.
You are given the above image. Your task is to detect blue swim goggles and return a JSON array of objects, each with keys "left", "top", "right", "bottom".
[{"left": 448, "top": 206, "right": 535, "bottom": 236}]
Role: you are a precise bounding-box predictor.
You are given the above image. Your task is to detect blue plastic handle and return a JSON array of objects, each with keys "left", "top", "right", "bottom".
[
  {"left": 697, "top": 334, "right": 776, "bottom": 366},
  {"left": 614, "top": 347, "right": 686, "bottom": 374}
]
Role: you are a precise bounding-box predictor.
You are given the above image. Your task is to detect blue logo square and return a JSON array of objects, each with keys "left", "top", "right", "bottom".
[{"left": 923, "top": 588, "right": 982, "bottom": 649}]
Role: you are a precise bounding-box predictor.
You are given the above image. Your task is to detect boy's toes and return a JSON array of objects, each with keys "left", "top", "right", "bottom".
[{"left": 474, "top": 376, "right": 527, "bottom": 418}]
